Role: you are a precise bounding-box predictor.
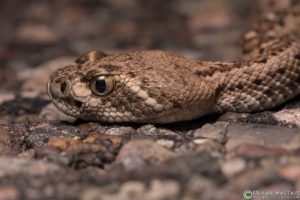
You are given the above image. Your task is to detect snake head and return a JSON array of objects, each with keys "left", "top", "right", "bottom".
[{"left": 47, "top": 50, "right": 216, "bottom": 123}]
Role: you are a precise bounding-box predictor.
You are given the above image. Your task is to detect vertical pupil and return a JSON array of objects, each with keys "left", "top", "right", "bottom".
[{"left": 95, "top": 76, "right": 106, "bottom": 93}]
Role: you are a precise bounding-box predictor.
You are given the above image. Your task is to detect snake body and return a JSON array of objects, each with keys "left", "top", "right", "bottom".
[{"left": 47, "top": 4, "right": 300, "bottom": 123}]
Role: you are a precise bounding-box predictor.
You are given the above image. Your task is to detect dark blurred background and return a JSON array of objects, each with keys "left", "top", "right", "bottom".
[{"left": 0, "top": 0, "right": 266, "bottom": 106}]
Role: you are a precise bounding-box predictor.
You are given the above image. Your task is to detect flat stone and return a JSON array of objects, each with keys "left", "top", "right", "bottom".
[
  {"left": 0, "top": 186, "right": 20, "bottom": 200},
  {"left": 221, "top": 111, "right": 289, "bottom": 127},
  {"left": 66, "top": 143, "right": 107, "bottom": 155},
  {"left": 116, "top": 139, "right": 177, "bottom": 165},
  {"left": 273, "top": 109, "right": 300, "bottom": 127},
  {"left": 279, "top": 165, "right": 300, "bottom": 182},
  {"left": 193, "top": 121, "right": 229, "bottom": 143},
  {"left": 231, "top": 168, "right": 279, "bottom": 189},
  {"left": 193, "top": 140, "right": 224, "bottom": 154},
  {"left": 0, "top": 157, "right": 61, "bottom": 177},
  {"left": 105, "top": 127, "right": 135, "bottom": 136},
  {"left": 182, "top": 175, "right": 216, "bottom": 199},
  {"left": 66, "top": 143, "right": 115, "bottom": 168},
  {"left": 81, "top": 182, "right": 145, "bottom": 200},
  {"left": 25, "top": 122, "right": 85, "bottom": 148},
  {"left": 47, "top": 137, "right": 80, "bottom": 150},
  {"left": 221, "top": 158, "right": 246, "bottom": 177},
  {"left": 156, "top": 139, "right": 174, "bottom": 148},
  {"left": 83, "top": 134, "right": 123, "bottom": 149},
  {"left": 136, "top": 124, "right": 158, "bottom": 136},
  {"left": 226, "top": 143, "right": 293, "bottom": 158},
  {"left": 82, "top": 179, "right": 180, "bottom": 200},
  {"left": 158, "top": 129, "right": 178, "bottom": 136},
  {"left": 145, "top": 179, "right": 180, "bottom": 200},
  {"left": 193, "top": 138, "right": 209, "bottom": 144},
  {"left": 122, "top": 154, "right": 148, "bottom": 171},
  {"left": 163, "top": 152, "right": 221, "bottom": 176},
  {"left": 225, "top": 122, "right": 300, "bottom": 151},
  {"left": 18, "top": 149, "right": 35, "bottom": 159},
  {"left": 218, "top": 112, "right": 249, "bottom": 121},
  {"left": 35, "top": 146, "right": 61, "bottom": 159}
]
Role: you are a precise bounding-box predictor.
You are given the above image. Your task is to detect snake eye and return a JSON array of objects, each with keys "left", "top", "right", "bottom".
[{"left": 91, "top": 76, "right": 115, "bottom": 95}]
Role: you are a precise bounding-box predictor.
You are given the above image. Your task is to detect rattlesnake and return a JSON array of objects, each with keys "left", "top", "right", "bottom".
[{"left": 47, "top": 3, "right": 300, "bottom": 123}]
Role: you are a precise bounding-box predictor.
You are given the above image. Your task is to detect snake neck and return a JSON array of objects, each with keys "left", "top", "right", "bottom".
[
  {"left": 190, "top": 2, "right": 300, "bottom": 114},
  {"left": 201, "top": 39, "right": 300, "bottom": 114}
]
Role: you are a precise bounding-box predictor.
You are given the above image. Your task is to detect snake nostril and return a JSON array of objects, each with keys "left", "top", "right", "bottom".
[
  {"left": 49, "top": 78, "right": 71, "bottom": 98},
  {"left": 60, "top": 81, "right": 67, "bottom": 93}
]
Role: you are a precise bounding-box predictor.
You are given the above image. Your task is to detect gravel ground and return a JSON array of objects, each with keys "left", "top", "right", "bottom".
[{"left": 0, "top": 0, "right": 300, "bottom": 199}]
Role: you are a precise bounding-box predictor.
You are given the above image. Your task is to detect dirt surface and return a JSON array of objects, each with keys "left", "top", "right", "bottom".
[{"left": 1, "top": 0, "right": 300, "bottom": 200}]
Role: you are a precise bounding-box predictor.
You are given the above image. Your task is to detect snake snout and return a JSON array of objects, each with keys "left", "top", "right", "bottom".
[{"left": 48, "top": 78, "right": 72, "bottom": 99}]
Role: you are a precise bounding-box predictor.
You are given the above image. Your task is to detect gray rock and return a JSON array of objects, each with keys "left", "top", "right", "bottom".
[
  {"left": 273, "top": 109, "right": 300, "bottom": 127},
  {"left": 193, "top": 121, "right": 229, "bottom": 143},
  {"left": 221, "top": 158, "right": 246, "bottom": 177},
  {"left": 0, "top": 157, "right": 61, "bottom": 177},
  {"left": 116, "top": 139, "right": 177, "bottom": 165},
  {"left": 225, "top": 123, "right": 300, "bottom": 151}
]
